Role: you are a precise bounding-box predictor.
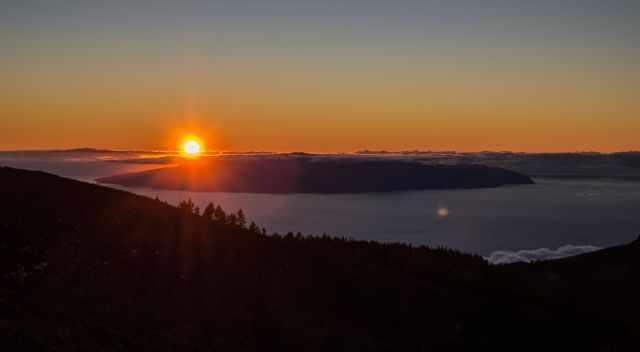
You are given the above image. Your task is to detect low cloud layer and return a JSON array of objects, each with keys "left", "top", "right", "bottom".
[{"left": 485, "top": 244, "right": 601, "bottom": 265}]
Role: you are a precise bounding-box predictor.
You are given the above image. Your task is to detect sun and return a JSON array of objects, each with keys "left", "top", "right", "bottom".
[
  {"left": 184, "top": 140, "right": 201, "bottom": 155},
  {"left": 181, "top": 136, "right": 202, "bottom": 157}
]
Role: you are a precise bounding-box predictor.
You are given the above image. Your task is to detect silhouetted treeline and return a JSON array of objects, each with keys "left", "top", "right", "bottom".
[{"left": 178, "top": 198, "right": 265, "bottom": 235}]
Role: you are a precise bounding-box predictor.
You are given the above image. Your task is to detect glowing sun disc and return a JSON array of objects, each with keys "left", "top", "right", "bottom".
[{"left": 183, "top": 140, "right": 201, "bottom": 156}]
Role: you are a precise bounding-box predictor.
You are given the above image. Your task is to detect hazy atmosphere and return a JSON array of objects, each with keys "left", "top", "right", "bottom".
[{"left": 2, "top": 1, "right": 639, "bottom": 152}]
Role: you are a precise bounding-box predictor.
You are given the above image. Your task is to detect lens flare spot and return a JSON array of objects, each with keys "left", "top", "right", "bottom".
[{"left": 437, "top": 207, "right": 449, "bottom": 217}]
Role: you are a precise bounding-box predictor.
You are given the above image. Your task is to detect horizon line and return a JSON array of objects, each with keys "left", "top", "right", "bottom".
[{"left": 0, "top": 147, "right": 639, "bottom": 155}]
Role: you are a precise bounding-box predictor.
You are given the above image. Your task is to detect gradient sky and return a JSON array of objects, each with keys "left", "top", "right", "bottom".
[{"left": 1, "top": 0, "right": 639, "bottom": 152}]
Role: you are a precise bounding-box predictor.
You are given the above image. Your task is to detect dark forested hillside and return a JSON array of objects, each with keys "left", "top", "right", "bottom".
[{"left": 0, "top": 166, "right": 637, "bottom": 351}]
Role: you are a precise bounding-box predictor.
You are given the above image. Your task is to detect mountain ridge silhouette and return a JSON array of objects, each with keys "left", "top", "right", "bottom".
[{"left": 1, "top": 166, "right": 637, "bottom": 351}]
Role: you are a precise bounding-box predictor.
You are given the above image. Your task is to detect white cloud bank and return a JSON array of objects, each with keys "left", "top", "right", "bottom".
[{"left": 485, "top": 244, "right": 601, "bottom": 265}]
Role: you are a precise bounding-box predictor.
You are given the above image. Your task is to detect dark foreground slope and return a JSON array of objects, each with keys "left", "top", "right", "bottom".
[
  {"left": 97, "top": 158, "right": 533, "bottom": 193},
  {"left": 1, "top": 166, "right": 637, "bottom": 351}
]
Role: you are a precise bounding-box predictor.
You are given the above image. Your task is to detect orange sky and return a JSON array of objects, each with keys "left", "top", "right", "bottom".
[
  {"left": 3, "top": 71, "right": 637, "bottom": 153},
  {"left": 1, "top": 2, "right": 638, "bottom": 152}
]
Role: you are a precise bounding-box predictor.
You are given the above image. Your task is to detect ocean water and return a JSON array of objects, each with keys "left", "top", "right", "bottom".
[
  {"left": 3, "top": 156, "right": 639, "bottom": 259},
  {"left": 117, "top": 178, "right": 640, "bottom": 257}
]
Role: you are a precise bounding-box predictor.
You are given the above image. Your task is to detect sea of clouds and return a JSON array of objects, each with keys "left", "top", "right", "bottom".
[{"left": 485, "top": 244, "right": 601, "bottom": 265}]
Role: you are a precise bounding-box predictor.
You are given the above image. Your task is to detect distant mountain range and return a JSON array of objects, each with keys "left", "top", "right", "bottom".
[
  {"left": 1, "top": 166, "right": 638, "bottom": 350},
  {"left": 2, "top": 148, "right": 638, "bottom": 157},
  {"left": 97, "top": 158, "right": 534, "bottom": 193},
  {"left": 3, "top": 148, "right": 640, "bottom": 182}
]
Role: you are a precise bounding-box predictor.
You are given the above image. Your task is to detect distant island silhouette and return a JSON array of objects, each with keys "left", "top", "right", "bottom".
[
  {"left": 96, "top": 158, "right": 534, "bottom": 193},
  {"left": 1, "top": 166, "right": 638, "bottom": 350}
]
